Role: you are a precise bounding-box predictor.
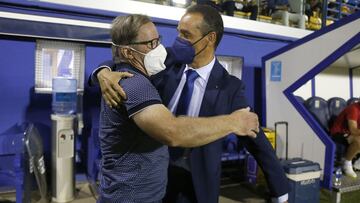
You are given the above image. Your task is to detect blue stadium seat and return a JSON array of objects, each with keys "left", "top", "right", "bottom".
[
  {"left": 304, "top": 96, "right": 330, "bottom": 132},
  {"left": 223, "top": 134, "right": 238, "bottom": 153},
  {"left": 0, "top": 123, "right": 27, "bottom": 202},
  {"left": 328, "top": 97, "right": 347, "bottom": 117},
  {"left": 222, "top": 134, "right": 241, "bottom": 161},
  {"left": 328, "top": 97, "right": 347, "bottom": 128},
  {"left": 0, "top": 123, "right": 48, "bottom": 203},
  {"left": 304, "top": 97, "right": 348, "bottom": 167},
  {"left": 221, "top": 134, "right": 258, "bottom": 184},
  {"left": 327, "top": 97, "right": 347, "bottom": 166},
  {"left": 347, "top": 97, "right": 360, "bottom": 105},
  {"left": 295, "top": 95, "right": 305, "bottom": 103}
]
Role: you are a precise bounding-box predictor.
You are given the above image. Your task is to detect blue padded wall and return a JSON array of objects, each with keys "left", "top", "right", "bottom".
[{"left": 0, "top": 39, "right": 35, "bottom": 132}]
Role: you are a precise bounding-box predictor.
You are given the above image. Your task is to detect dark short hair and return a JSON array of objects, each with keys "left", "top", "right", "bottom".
[{"left": 186, "top": 4, "right": 224, "bottom": 48}]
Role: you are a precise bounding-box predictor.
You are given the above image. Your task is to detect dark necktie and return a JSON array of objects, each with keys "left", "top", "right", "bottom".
[
  {"left": 170, "top": 69, "right": 199, "bottom": 163},
  {"left": 175, "top": 69, "right": 199, "bottom": 116}
]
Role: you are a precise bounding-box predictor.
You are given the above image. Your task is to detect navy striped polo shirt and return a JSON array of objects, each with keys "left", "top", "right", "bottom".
[{"left": 98, "top": 63, "right": 169, "bottom": 203}]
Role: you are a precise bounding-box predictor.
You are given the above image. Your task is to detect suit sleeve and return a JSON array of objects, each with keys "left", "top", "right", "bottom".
[
  {"left": 87, "top": 60, "right": 116, "bottom": 86},
  {"left": 230, "top": 80, "right": 248, "bottom": 109},
  {"left": 231, "top": 80, "right": 290, "bottom": 198}
]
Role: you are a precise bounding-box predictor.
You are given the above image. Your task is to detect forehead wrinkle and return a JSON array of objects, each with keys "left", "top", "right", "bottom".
[{"left": 137, "top": 23, "right": 157, "bottom": 42}]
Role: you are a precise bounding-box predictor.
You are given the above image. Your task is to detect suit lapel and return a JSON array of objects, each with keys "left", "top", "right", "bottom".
[
  {"left": 162, "top": 64, "right": 186, "bottom": 106},
  {"left": 199, "top": 59, "right": 225, "bottom": 116}
]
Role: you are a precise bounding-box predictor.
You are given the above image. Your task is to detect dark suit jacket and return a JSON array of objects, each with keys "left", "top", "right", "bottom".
[
  {"left": 91, "top": 58, "right": 290, "bottom": 203},
  {"left": 152, "top": 59, "right": 290, "bottom": 203}
]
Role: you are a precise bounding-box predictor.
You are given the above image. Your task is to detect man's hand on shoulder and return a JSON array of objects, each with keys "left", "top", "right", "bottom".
[{"left": 98, "top": 68, "right": 133, "bottom": 108}]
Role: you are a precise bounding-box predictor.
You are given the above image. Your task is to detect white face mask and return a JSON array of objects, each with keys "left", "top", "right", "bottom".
[
  {"left": 112, "top": 42, "right": 167, "bottom": 76},
  {"left": 140, "top": 44, "right": 167, "bottom": 76}
]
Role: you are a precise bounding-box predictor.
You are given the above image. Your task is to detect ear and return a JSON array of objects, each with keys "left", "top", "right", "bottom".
[
  {"left": 208, "top": 31, "right": 217, "bottom": 46},
  {"left": 120, "top": 47, "right": 134, "bottom": 60}
]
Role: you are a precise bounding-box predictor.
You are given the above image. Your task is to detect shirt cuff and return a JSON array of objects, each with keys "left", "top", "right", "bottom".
[
  {"left": 271, "top": 193, "right": 288, "bottom": 203},
  {"left": 90, "top": 65, "right": 112, "bottom": 85}
]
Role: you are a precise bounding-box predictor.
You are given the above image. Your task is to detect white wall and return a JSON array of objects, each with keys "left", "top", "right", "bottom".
[
  {"left": 315, "top": 67, "right": 350, "bottom": 100},
  {"left": 353, "top": 68, "right": 360, "bottom": 98},
  {"left": 294, "top": 80, "right": 312, "bottom": 100},
  {"left": 218, "top": 56, "right": 243, "bottom": 79},
  {"left": 295, "top": 64, "right": 360, "bottom": 101},
  {"left": 294, "top": 46, "right": 360, "bottom": 101},
  {"left": 265, "top": 17, "right": 360, "bottom": 177}
]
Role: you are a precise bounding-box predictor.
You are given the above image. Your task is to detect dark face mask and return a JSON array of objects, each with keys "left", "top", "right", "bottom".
[{"left": 170, "top": 33, "right": 209, "bottom": 64}]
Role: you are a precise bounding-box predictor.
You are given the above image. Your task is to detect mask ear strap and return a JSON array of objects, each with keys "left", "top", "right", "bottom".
[
  {"left": 191, "top": 31, "right": 211, "bottom": 46},
  {"left": 112, "top": 42, "right": 147, "bottom": 55},
  {"left": 128, "top": 47, "right": 146, "bottom": 56},
  {"left": 111, "top": 41, "right": 119, "bottom": 47},
  {"left": 112, "top": 41, "right": 148, "bottom": 75},
  {"left": 194, "top": 42, "right": 208, "bottom": 57},
  {"left": 191, "top": 34, "right": 206, "bottom": 46},
  {"left": 132, "top": 53, "right": 149, "bottom": 75}
]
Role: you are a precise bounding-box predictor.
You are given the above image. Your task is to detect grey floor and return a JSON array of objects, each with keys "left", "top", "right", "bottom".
[
  {"left": 0, "top": 180, "right": 267, "bottom": 203},
  {"left": 8, "top": 171, "right": 360, "bottom": 202},
  {"left": 0, "top": 163, "right": 269, "bottom": 203},
  {"left": 5, "top": 175, "right": 360, "bottom": 203}
]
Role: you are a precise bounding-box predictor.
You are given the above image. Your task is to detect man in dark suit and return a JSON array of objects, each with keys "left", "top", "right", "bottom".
[{"left": 90, "top": 4, "right": 289, "bottom": 203}]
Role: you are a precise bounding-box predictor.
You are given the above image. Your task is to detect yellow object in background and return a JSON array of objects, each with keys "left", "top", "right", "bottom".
[
  {"left": 309, "top": 16, "right": 322, "bottom": 30},
  {"left": 262, "top": 127, "right": 276, "bottom": 149},
  {"left": 326, "top": 19, "right": 334, "bottom": 26},
  {"left": 341, "top": 5, "right": 351, "bottom": 14}
]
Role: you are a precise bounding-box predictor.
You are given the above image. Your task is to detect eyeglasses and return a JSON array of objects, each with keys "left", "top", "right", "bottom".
[{"left": 128, "top": 35, "right": 162, "bottom": 49}]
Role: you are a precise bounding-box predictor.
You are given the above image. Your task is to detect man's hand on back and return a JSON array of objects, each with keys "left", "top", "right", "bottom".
[
  {"left": 98, "top": 68, "right": 133, "bottom": 108},
  {"left": 230, "top": 107, "right": 259, "bottom": 138}
]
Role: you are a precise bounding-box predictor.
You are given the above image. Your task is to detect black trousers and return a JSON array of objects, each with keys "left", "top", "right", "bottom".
[
  {"left": 242, "top": 5, "right": 258, "bottom": 20},
  {"left": 163, "top": 165, "right": 198, "bottom": 203},
  {"left": 222, "top": 1, "right": 235, "bottom": 16}
]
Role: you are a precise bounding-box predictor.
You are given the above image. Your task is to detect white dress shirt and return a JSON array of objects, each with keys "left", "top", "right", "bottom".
[{"left": 168, "top": 57, "right": 215, "bottom": 116}]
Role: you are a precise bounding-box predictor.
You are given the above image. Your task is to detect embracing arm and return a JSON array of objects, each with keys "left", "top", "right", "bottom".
[
  {"left": 132, "top": 104, "right": 259, "bottom": 147},
  {"left": 88, "top": 47, "right": 177, "bottom": 86},
  {"left": 87, "top": 47, "right": 179, "bottom": 107},
  {"left": 88, "top": 60, "right": 116, "bottom": 86},
  {"left": 88, "top": 60, "right": 129, "bottom": 107}
]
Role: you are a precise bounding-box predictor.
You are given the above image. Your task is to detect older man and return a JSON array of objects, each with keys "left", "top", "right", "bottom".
[{"left": 97, "top": 14, "right": 259, "bottom": 203}]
